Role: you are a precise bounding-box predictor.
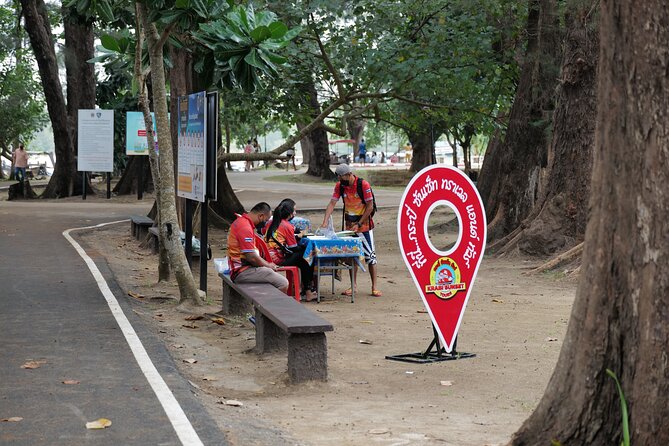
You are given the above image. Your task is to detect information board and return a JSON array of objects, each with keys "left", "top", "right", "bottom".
[
  {"left": 78, "top": 109, "right": 114, "bottom": 172},
  {"left": 177, "top": 92, "right": 206, "bottom": 202},
  {"left": 125, "top": 111, "right": 157, "bottom": 156}
]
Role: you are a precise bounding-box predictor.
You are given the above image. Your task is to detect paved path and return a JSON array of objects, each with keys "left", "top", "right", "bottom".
[{"left": 0, "top": 201, "right": 223, "bottom": 445}]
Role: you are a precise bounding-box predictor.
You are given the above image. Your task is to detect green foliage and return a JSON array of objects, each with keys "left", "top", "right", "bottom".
[
  {"left": 0, "top": 3, "right": 48, "bottom": 152},
  {"left": 191, "top": 4, "right": 301, "bottom": 93},
  {"left": 63, "top": 0, "right": 115, "bottom": 22},
  {"left": 606, "top": 369, "right": 630, "bottom": 446}
]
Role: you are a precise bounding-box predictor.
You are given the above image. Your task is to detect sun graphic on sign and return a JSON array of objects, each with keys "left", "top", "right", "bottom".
[{"left": 425, "top": 257, "right": 466, "bottom": 300}]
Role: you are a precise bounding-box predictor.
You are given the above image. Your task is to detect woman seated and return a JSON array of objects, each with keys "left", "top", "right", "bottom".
[{"left": 265, "top": 199, "right": 316, "bottom": 302}]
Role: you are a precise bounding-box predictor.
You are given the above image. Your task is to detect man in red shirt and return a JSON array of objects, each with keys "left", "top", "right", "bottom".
[
  {"left": 321, "top": 164, "right": 382, "bottom": 297},
  {"left": 228, "top": 202, "right": 289, "bottom": 292}
]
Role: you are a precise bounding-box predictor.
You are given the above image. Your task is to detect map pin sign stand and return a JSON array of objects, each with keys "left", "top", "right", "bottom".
[{"left": 386, "top": 165, "right": 486, "bottom": 363}]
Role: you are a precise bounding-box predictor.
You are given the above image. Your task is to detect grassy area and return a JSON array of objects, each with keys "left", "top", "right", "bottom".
[{"left": 267, "top": 168, "right": 414, "bottom": 189}]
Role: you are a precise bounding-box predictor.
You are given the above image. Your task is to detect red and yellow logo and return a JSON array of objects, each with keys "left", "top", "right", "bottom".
[{"left": 425, "top": 257, "right": 466, "bottom": 300}]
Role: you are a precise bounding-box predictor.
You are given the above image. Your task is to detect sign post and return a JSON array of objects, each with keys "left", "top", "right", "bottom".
[{"left": 387, "top": 165, "right": 486, "bottom": 363}]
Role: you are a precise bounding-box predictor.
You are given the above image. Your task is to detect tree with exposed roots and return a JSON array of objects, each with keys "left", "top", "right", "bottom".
[{"left": 511, "top": 1, "right": 669, "bottom": 444}]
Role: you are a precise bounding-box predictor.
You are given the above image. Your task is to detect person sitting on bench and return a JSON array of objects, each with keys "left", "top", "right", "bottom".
[
  {"left": 265, "top": 198, "right": 317, "bottom": 302},
  {"left": 228, "top": 202, "right": 289, "bottom": 293}
]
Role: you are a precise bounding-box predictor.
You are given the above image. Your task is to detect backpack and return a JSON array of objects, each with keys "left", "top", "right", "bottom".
[{"left": 339, "top": 177, "right": 377, "bottom": 218}]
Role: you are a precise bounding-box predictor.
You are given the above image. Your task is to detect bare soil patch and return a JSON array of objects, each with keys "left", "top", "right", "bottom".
[{"left": 79, "top": 208, "right": 576, "bottom": 446}]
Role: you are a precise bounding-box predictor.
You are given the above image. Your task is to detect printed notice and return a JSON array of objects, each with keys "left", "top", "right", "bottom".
[{"left": 78, "top": 109, "right": 114, "bottom": 172}]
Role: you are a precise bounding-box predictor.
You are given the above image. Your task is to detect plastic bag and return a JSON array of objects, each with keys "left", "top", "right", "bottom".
[
  {"left": 290, "top": 216, "right": 312, "bottom": 233},
  {"left": 314, "top": 215, "right": 337, "bottom": 239},
  {"left": 214, "top": 258, "right": 230, "bottom": 275}
]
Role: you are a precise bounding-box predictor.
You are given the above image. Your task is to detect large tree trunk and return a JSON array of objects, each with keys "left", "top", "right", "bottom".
[
  {"left": 112, "top": 156, "right": 153, "bottom": 195},
  {"left": 140, "top": 4, "right": 202, "bottom": 305},
  {"left": 407, "top": 129, "right": 433, "bottom": 172},
  {"left": 347, "top": 117, "right": 366, "bottom": 159},
  {"left": 209, "top": 167, "right": 245, "bottom": 223},
  {"left": 478, "top": 0, "right": 561, "bottom": 241},
  {"left": 514, "top": 2, "right": 597, "bottom": 256},
  {"left": 21, "top": 0, "right": 77, "bottom": 198},
  {"left": 512, "top": 1, "right": 669, "bottom": 444},
  {"left": 303, "top": 82, "right": 335, "bottom": 180},
  {"left": 296, "top": 122, "right": 313, "bottom": 167},
  {"left": 63, "top": 7, "right": 95, "bottom": 195}
]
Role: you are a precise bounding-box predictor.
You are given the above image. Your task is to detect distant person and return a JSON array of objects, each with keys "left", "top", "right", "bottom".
[
  {"left": 371, "top": 151, "right": 378, "bottom": 164},
  {"left": 358, "top": 138, "right": 367, "bottom": 165},
  {"left": 321, "top": 164, "right": 381, "bottom": 297},
  {"left": 12, "top": 144, "right": 28, "bottom": 182},
  {"left": 380, "top": 152, "right": 386, "bottom": 164},
  {"left": 227, "top": 202, "right": 289, "bottom": 292},
  {"left": 265, "top": 199, "right": 316, "bottom": 301},
  {"left": 285, "top": 147, "right": 297, "bottom": 171},
  {"left": 244, "top": 139, "right": 253, "bottom": 172},
  {"left": 252, "top": 138, "right": 261, "bottom": 169}
]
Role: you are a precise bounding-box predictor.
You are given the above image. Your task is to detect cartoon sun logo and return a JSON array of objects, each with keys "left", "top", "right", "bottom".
[{"left": 425, "top": 257, "right": 466, "bottom": 300}]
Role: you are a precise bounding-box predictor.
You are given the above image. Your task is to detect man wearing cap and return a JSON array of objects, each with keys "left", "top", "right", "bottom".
[{"left": 321, "top": 164, "right": 382, "bottom": 297}]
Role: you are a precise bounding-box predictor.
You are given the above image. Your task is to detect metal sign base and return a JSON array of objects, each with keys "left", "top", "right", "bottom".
[{"left": 385, "top": 327, "right": 476, "bottom": 364}]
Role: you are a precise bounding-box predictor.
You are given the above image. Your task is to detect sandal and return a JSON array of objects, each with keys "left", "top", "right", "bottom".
[
  {"left": 341, "top": 288, "right": 356, "bottom": 296},
  {"left": 371, "top": 289, "right": 383, "bottom": 297}
]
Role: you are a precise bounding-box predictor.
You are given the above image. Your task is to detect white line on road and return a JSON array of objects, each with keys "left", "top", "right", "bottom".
[{"left": 63, "top": 220, "right": 204, "bottom": 446}]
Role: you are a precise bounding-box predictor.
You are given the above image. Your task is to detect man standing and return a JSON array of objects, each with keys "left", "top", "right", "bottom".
[
  {"left": 244, "top": 139, "right": 253, "bottom": 172},
  {"left": 357, "top": 138, "right": 367, "bottom": 165},
  {"left": 285, "top": 147, "right": 297, "bottom": 171},
  {"left": 321, "top": 164, "right": 382, "bottom": 297},
  {"left": 12, "top": 144, "right": 28, "bottom": 182},
  {"left": 228, "top": 202, "right": 289, "bottom": 293}
]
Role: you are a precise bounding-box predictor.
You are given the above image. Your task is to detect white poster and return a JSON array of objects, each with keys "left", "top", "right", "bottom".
[{"left": 78, "top": 109, "right": 114, "bottom": 172}]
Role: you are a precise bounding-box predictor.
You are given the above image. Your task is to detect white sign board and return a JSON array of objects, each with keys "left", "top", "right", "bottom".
[{"left": 78, "top": 109, "right": 114, "bottom": 172}]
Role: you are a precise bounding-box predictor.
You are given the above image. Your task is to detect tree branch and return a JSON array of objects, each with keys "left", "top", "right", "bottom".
[
  {"left": 220, "top": 96, "right": 348, "bottom": 161},
  {"left": 157, "top": 21, "right": 177, "bottom": 50},
  {"left": 309, "top": 14, "right": 346, "bottom": 99},
  {"left": 319, "top": 123, "right": 347, "bottom": 137}
]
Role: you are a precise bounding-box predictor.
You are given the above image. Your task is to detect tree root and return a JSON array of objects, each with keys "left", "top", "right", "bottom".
[{"left": 529, "top": 242, "right": 584, "bottom": 274}]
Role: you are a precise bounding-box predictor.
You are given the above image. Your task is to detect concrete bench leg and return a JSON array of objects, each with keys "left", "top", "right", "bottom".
[
  {"left": 255, "top": 309, "right": 287, "bottom": 353},
  {"left": 221, "top": 283, "right": 251, "bottom": 316},
  {"left": 137, "top": 226, "right": 150, "bottom": 241},
  {"left": 288, "top": 333, "right": 328, "bottom": 383},
  {"left": 148, "top": 233, "right": 159, "bottom": 254}
]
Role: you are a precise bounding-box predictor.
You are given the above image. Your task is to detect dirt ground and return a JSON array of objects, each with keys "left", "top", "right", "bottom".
[{"left": 70, "top": 195, "right": 577, "bottom": 446}]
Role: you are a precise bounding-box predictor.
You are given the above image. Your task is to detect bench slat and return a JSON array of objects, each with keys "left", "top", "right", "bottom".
[
  {"left": 130, "top": 215, "right": 154, "bottom": 225},
  {"left": 219, "top": 272, "right": 333, "bottom": 334}
]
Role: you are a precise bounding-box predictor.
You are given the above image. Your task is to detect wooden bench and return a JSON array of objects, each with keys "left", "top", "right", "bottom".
[
  {"left": 219, "top": 271, "right": 334, "bottom": 383},
  {"left": 130, "top": 215, "right": 154, "bottom": 241}
]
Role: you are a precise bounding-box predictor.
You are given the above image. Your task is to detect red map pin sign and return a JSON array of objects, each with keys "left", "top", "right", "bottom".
[{"left": 397, "top": 165, "right": 486, "bottom": 352}]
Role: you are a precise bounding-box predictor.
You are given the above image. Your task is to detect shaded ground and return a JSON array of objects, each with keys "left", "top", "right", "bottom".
[{"left": 78, "top": 204, "right": 576, "bottom": 446}]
